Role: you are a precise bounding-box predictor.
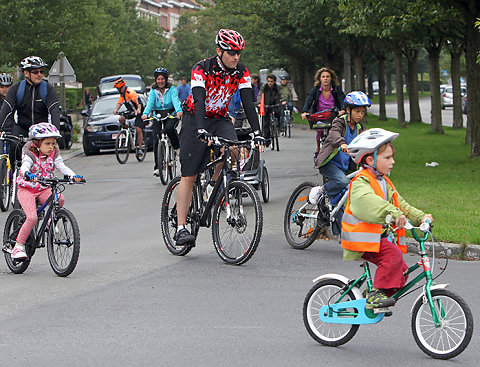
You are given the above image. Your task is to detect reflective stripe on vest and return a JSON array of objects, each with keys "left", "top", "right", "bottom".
[{"left": 341, "top": 168, "right": 406, "bottom": 254}]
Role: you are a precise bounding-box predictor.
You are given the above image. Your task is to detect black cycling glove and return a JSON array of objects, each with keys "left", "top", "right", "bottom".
[
  {"left": 197, "top": 129, "right": 214, "bottom": 143},
  {"left": 253, "top": 130, "right": 266, "bottom": 146}
]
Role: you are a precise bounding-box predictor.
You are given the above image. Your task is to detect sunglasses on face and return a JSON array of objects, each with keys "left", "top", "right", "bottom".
[
  {"left": 30, "top": 69, "right": 45, "bottom": 75},
  {"left": 226, "top": 50, "right": 241, "bottom": 56}
]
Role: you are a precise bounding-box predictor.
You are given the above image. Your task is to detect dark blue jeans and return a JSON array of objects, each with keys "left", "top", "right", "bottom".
[{"left": 318, "top": 160, "right": 349, "bottom": 198}]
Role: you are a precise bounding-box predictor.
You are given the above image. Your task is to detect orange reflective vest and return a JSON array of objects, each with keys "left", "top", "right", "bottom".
[{"left": 341, "top": 169, "right": 406, "bottom": 254}]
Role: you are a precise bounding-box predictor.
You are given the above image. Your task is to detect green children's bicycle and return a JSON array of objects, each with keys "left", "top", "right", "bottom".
[{"left": 303, "top": 219, "right": 473, "bottom": 359}]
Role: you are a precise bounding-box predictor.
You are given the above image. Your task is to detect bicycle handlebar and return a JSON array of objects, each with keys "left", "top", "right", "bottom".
[
  {"left": 0, "top": 133, "right": 29, "bottom": 143},
  {"left": 36, "top": 176, "right": 87, "bottom": 186},
  {"left": 144, "top": 113, "right": 177, "bottom": 122},
  {"left": 385, "top": 215, "right": 432, "bottom": 242}
]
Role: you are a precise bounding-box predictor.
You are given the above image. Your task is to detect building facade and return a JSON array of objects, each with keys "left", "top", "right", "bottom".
[{"left": 137, "top": 0, "right": 201, "bottom": 37}]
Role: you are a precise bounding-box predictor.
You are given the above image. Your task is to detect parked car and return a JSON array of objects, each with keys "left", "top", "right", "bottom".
[
  {"left": 441, "top": 85, "right": 466, "bottom": 109},
  {"left": 82, "top": 94, "right": 154, "bottom": 156}
]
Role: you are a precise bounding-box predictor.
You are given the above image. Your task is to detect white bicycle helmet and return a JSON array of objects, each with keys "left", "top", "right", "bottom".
[
  {"left": 20, "top": 56, "right": 48, "bottom": 70},
  {"left": 0, "top": 73, "right": 13, "bottom": 86},
  {"left": 347, "top": 128, "right": 399, "bottom": 164},
  {"left": 28, "top": 122, "right": 62, "bottom": 140}
]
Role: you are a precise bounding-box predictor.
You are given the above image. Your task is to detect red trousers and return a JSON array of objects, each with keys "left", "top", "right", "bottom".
[{"left": 362, "top": 238, "right": 409, "bottom": 292}]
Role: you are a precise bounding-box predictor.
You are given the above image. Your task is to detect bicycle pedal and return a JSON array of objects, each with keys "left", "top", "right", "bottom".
[{"left": 373, "top": 307, "right": 392, "bottom": 316}]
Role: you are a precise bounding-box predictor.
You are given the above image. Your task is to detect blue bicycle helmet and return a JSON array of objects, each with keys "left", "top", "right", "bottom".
[
  {"left": 344, "top": 91, "right": 371, "bottom": 108},
  {"left": 154, "top": 67, "right": 168, "bottom": 80}
]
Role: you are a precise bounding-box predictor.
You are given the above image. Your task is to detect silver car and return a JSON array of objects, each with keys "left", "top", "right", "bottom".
[{"left": 441, "top": 85, "right": 466, "bottom": 109}]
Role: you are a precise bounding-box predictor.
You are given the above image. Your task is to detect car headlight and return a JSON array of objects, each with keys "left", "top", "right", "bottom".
[{"left": 86, "top": 125, "right": 103, "bottom": 132}]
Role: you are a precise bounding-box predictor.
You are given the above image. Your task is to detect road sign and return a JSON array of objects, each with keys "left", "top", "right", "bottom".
[
  {"left": 48, "top": 53, "right": 76, "bottom": 83},
  {"left": 441, "top": 69, "right": 449, "bottom": 77}
]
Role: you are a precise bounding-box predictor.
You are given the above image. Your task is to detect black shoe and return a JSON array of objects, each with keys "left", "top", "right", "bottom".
[
  {"left": 366, "top": 289, "right": 396, "bottom": 309},
  {"left": 175, "top": 228, "right": 195, "bottom": 247}
]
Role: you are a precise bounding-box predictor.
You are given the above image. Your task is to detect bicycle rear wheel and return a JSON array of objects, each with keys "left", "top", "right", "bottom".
[
  {"left": 411, "top": 289, "right": 473, "bottom": 359},
  {"left": 160, "top": 176, "right": 196, "bottom": 256},
  {"left": 115, "top": 130, "right": 130, "bottom": 164},
  {"left": 47, "top": 208, "right": 80, "bottom": 277},
  {"left": 0, "top": 158, "right": 10, "bottom": 212},
  {"left": 303, "top": 279, "right": 360, "bottom": 346},
  {"left": 3, "top": 209, "right": 31, "bottom": 274},
  {"left": 212, "top": 180, "right": 262, "bottom": 265},
  {"left": 158, "top": 141, "right": 168, "bottom": 185},
  {"left": 261, "top": 166, "right": 269, "bottom": 203},
  {"left": 283, "top": 181, "right": 321, "bottom": 249}
]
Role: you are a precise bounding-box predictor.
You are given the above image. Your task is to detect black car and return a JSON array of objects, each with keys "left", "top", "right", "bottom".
[{"left": 82, "top": 94, "right": 154, "bottom": 156}]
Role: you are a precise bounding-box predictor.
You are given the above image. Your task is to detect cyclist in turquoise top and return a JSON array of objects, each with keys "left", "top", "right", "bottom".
[{"left": 142, "top": 67, "right": 183, "bottom": 177}]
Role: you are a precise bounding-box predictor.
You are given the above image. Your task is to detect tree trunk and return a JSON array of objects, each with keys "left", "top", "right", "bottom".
[
  {"left": 343, "top": 46, "right": 352, "bottom": 93},
  {"left": 367, "top": 75, "right": 374, "bottom": 99},
  {"left": 353, "top": 53, "right": 364, "bottom": 91},
  {"left": 394, "top": 48, "right": 406, "bottom": 128},
  {"left": 426, "top": 39, "right": 444, "bottom": 134},
  {"left": 378, "top": 56, "right": 387, "bottom": 121},
  {"left": 404, "top": 48, "right": 422, "bottom": 123},
  {"left": 464, "top": 0, "right": 480, "bottom": 156},
  {"left": 450, "top": 41, "right": 463, "bottom": 129},
  {"left": 386, "top": 71, "right": 392, "bottom": 95}
]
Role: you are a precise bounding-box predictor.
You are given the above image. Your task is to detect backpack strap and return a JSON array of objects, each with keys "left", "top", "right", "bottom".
[{"left": 16, "top": 80, "right": 48, "bottom": 107}]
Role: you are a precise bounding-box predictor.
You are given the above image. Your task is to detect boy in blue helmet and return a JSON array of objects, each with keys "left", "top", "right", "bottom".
[{"left": 308, "top": 91, "right": 370, "bottom": 205}]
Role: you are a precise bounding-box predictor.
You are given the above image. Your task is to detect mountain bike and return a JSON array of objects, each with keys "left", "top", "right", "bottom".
[
  {"left": 264, "top": 104, "right": 280, "bottom": 151},
  {"left": 145, "top": 113, "right": 177, "bottom": 185},
  {"left": 2, "top": 176, "right": 86, "bottom": 277},
  {"left": 161, "top": 136, "right": 263, "bottom": 265},
  {"left": 0, "top": 133, "right": 29, "bottom": 211},
  {"left": 303, "top": 219, "right": 473, "bottom": 360},
  {"left": 284, "top": 168, "right": 360, "bottom": 249},
  {"left": 114, "top": 111, "right": 147, "bottom": 164}
]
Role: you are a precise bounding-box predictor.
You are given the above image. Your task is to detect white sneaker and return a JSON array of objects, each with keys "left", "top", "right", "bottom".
[
  {"left": 11, "top": 245, "right": 27, "bottom": 259},
  {"left": 308, "top": 186, "right": 324, "bottom": 205},
  {"left": 153, "top": 169, "right": 160, "bottom": 177}
]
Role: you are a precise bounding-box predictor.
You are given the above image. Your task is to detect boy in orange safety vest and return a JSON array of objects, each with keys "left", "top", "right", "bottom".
[{"left": 341, "top": 128, "right": 433, "bottom": 310}]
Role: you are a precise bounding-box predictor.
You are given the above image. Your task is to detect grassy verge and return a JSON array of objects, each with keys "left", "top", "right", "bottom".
[
  {"left": 293, "top": 112, "right": 480, "bottom": 245},
  {"left": 369, "top": 91, "right": 431, "bottom": 103}
]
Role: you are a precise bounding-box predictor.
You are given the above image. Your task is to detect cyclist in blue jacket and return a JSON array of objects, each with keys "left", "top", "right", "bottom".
[{"left": 142, "top": 67, "right": 183, "bottom": 177}]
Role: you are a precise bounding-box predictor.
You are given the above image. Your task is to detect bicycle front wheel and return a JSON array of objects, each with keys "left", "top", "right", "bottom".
[
  {"left": 135, "top": 138, "right": 147, "bottom": 162},
  {"left": 168, "top": 144, "right": 177, "bottom": 180},
  {"left": 160, "top": 176, "right": 196, "bottom": 256},
  {"left": 212, "top": 180, "right": 262, "bottom": 265},
  {"left": 284, "top": 181, "right": 320, "bottom": 249},
  {"left": 115, "top": 130, "right": 130, "bottom": 164},
  {"left": 0, "top": 158, "right": 10, "bottom": 212},
  {"left": 274, "top": 121, "right": 280, "bottom": 151},
  {"left": 303, "top": 279, "right": 360, "bottom": 346},
  {"left": 47, "top": 208, "right": 80, "bottom": 277},
  {"left": 158, "top": 141, "right": 168, "bottom": 185},
  {"left": 411, "top": 289, "right": 473, "bottom": 359},
  {"left": 3, "top": 209, "right": 30, "bottom": 274}
]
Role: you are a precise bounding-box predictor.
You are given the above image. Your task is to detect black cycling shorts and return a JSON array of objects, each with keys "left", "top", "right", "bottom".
[
  {"left": 134, "top": 114, "right": 146, "bottom": 129},
  {"left": 179, "top": 113, "right": 236, "bottom": 177}
]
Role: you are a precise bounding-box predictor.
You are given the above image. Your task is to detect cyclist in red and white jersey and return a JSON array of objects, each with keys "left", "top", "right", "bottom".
[{"left": 176, "top": 29, "right": 266, "bottom": 247}]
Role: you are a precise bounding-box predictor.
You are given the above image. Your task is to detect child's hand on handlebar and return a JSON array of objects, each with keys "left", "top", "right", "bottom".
[
  {"left": 395, "top": 214, "right": 407, "bottom": 229},
  {"left": 340, "top": 143, "right": 349, "bottom": 152}
]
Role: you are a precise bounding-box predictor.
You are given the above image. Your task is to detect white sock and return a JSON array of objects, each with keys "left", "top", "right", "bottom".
[{"left": 177, "top": 224, "right": 187, "bottom": 232}]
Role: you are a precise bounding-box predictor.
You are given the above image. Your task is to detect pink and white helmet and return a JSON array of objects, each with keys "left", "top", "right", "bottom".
[
  {"left": 28, "top": 122, "right": 62, "bottom": 140},
  {"left": 215, "top": 29, "right": 245, "bottom": 51}
]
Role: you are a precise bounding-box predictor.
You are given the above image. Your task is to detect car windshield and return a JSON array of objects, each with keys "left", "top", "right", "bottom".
[
  {"left": 98, "top": 79, "right": 144, "bottom": 95},
  {"left": 91, "top": 98, "right": 126, "bottom": 116}
]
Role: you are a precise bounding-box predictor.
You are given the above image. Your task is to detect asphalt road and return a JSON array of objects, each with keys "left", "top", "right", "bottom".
[
  {"left": 369, "top": 96, "right": 467, "bottom": 127},
  {"left": 1, "top": 127, "right": 478, "bottom": 366}
]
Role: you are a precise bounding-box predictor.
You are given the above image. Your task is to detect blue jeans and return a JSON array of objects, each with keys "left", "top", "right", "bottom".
[{"left": 318, "top": 161, "right": 349, "bottom": 198}]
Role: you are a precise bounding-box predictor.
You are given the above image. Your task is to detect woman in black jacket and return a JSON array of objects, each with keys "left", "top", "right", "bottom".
[{"left": 301, "top": 67, "right": 346, "bottom": 156}]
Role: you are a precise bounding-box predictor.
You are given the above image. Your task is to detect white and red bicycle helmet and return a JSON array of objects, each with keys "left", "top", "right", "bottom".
[
  {"left": 28, "top": 122, "right": 62, "bottom": 140},
  {"left": 215, "top": 29, "right": 245, "bottom": 51}
]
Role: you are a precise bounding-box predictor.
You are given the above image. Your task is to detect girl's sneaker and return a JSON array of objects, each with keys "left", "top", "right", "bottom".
[
  {"left": 308, "top": 186, "right": 324, "bottom": 205},
  {"left": 11, "top": 245, "right": 27, "bottom": 259}
]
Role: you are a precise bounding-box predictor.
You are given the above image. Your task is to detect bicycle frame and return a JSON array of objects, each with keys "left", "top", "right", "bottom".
[{"left": 323, "top": 225, "right": 444, "bottom": 327}]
